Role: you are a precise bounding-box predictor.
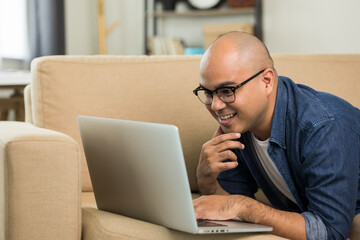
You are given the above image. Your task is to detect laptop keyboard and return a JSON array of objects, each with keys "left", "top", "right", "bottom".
[{"left": 197, "top": 219, "right": 228, "bottom": 227}]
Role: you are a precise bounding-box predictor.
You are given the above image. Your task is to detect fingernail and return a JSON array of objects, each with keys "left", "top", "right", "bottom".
[{"left": 236, "top": 133, "right": 241, "bottom": 138}]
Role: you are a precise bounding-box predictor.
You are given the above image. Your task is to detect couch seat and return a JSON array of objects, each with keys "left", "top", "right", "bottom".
[{"left": 81, "top": 192, "right": 284, "bottom": 240}]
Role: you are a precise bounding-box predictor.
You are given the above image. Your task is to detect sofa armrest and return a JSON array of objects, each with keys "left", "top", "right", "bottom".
[{"left": 0, "top": 122, "right": 81, "bottom": 240}]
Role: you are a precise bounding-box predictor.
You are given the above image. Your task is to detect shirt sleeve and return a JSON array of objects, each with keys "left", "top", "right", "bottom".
[
  {"left": 217, "top": 148, "right": 259, "bottom": 198},
  {"left": 301, "top": 120, "right": 359, "bottom": 239},
  {"left": 301, "top": 212, "right": 328, "bottom": 240}
]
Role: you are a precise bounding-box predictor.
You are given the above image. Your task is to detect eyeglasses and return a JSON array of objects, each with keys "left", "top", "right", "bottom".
[{"left": 193, "top": 69, "right": 265, "bottom": 105}]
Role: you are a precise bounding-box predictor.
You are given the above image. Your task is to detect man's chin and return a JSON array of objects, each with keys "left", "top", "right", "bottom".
[
  {"left": 220, "top": 124, "right": 246, "bottom": 135},
  {"left": 220, "top": 126, "right": 240, "bottom": 134}
]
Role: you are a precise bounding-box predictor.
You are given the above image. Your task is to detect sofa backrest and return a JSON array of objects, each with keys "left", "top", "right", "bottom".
[
  {"left": 28, "top": 54, "right": 360, "bottom": 193},
  {"left": 273, "top": 54, "right": 360, "bottom": 108},
  {"left": 29, "top": 55, "right": 215, "bottom": 192}
]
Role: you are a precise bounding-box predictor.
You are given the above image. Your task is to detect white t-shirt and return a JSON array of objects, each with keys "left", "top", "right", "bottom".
[{"left": 251, "top": 133, "right": 297, "bottom": 204}]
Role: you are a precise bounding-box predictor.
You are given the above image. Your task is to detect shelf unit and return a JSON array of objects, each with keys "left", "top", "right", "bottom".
[
  {"left": 148, "top": 7, "right": 255, "bottom": 17},
  {"left": 144, "top": 0, "right": 263, "bottom": 54}
]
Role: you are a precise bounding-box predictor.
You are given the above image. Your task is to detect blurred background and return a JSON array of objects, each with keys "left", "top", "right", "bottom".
[
  {"left": 0, "top": 0, "right": 360, "bottom": 70},
  {"left": 0, "top": 0, "right": 360, "bottom": 120}
]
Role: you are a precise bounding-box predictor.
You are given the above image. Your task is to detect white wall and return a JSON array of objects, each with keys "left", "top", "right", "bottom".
[
  {"left": 263, "top": 0, "right": 360, "bottom": 54},
  {"left": 104, "top": 0, "right": 144, "bottom": 55},
  {"left": 65, "top": 0, "right": 144, "bottom": 55},
  {"left": 65, "top": 0, "right": 98, "bottom": 55},
  {"left": 65, "top": 0, "right": 360, "bottom": 55}
]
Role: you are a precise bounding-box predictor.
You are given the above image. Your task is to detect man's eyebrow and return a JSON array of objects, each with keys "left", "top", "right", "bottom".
[
  {"left": 199, "top": 81, "right": 237, "bottom": 90},
  {"left": 216, "top": 81, "right": 237, "bottom": 88}
]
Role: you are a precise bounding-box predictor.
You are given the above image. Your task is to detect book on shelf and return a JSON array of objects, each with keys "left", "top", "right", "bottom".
[{"left": 147, "top": 36, "right": 185, "bottom": 55}]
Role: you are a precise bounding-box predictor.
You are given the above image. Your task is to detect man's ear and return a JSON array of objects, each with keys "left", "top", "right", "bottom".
[{"left": 263, "top": 68, "right": 275, "bottom": 95}]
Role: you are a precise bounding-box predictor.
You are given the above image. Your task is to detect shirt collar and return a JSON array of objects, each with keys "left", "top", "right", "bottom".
[{"left": 269, "top": 76, "right": 288, "bottom": 149}]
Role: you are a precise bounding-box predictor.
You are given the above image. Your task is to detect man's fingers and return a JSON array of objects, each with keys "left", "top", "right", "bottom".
[
  {"left": 218, "top": 150, "right": 238, "bottom": 162},
  {"left": 218, "top": 161, "right": 238, "bottom": 172},
  {"left": 215, "top": 140, "right": 245, "bottom": 152},
  {"left": 197, "top": 131, "right": 243, "bottom": 187},
  {"left": 193, "top": 196, "right": 240, "bottom": 221},
  {"left": 217, "top": 151, "right": 239, "bottom": 171},
  {"left": 202, "top": 148, "right": 238, "bottom": 166},
  {"left": 211, "top": 132, "right": 241, "bottom": 145},
  {"left": 193, "top": 198, "right": 204, "bottom": 219}
]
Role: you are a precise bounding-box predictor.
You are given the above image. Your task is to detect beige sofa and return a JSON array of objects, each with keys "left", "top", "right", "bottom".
[{"left": 0, "top": 55, "right": 359, "bottom": 240}]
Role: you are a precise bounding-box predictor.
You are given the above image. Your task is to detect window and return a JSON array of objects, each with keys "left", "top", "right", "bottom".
[{"left": 0, "top": 0, "right": 29, "bottom": 69}]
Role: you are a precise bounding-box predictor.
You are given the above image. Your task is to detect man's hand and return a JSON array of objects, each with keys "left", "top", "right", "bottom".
[
  {"left": 196, "top": 126, "right": 244, "bottom": 195},
  {"left": 193, "top": 195, "right": 307, "bottom": 240},
  {"left": 193, "top": 195, "right": 244, "bottom": 221}
]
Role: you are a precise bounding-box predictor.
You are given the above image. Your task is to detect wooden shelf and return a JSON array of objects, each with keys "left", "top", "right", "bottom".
[
  {"left": 147, "top": 7, "right": 255, "bottom": 18},
  {"left": 144, "top": 0, "right": 262, "bottom": 54}
]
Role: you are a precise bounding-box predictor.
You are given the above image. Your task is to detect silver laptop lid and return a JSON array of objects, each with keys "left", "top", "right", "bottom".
[{"left": 78, "top": 116, "right": 198, "bottom": 233}]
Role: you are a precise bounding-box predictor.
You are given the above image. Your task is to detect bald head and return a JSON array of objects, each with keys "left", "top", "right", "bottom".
[
  {"left": 201, "top": 31, "right": 274, "bottom": 76},
  {"left": 199, "top": 32, "right": 278, "bottom": 139}
]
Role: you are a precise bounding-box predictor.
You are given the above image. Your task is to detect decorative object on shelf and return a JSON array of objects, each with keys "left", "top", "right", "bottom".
[
  {"left": 203, "top": 22, "right": 254, "bottom": 48},
  {"left": 187, "top": 0, "right": 224, "bottom": 10},
  {"left": 184, "top": 47, "right": 205, "bottom": 55},
  {"left": 156, "top": 0, "right": 177, "bottom": 10},
  {"left": 226, "top": 0, "right": 255, "bottom": 8}
]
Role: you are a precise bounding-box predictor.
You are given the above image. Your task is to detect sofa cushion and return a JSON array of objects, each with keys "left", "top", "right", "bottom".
[
  {"left": 82, "top": 192, "right": 360, "bottom": 238},
  {"left": 81, "top": 192, "right": 281, "bottom": 239},
  {"left": 81, "top": 191, "right": 283, "bottom": 240},
  {"left": 82, "top": 207, "right": 285, "bottom": 240}
]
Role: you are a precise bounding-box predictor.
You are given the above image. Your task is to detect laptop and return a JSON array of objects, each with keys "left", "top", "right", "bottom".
[{"left": 78, "top": 116, "right": 273, "bottom": 234}]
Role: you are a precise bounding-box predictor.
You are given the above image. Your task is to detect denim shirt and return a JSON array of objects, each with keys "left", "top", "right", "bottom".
[{"left": 218, "top": 76, "right": 360, "bottom": 240}]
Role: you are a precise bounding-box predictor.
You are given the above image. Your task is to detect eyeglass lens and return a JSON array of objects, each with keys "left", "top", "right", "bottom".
[{"left": 197, "top": 88, "right": 235, "bottom": 105}]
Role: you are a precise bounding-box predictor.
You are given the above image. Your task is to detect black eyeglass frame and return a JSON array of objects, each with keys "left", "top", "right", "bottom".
[{"left": 193, "top": 69, "right": 266, "bottom": 105}]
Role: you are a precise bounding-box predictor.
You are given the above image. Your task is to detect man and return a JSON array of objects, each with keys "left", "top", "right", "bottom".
[{"left": 192, "top": 31, "right": 360, "bottom": 240}]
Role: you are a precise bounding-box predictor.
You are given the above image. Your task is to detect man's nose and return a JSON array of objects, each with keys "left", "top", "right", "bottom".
[{"left": 211, "top": 94, "right": 227, "bottom": 111}]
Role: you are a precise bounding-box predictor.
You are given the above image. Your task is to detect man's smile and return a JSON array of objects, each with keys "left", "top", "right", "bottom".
[{"left": 218, "top": 112, "right": 237, "bottom": 120}]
